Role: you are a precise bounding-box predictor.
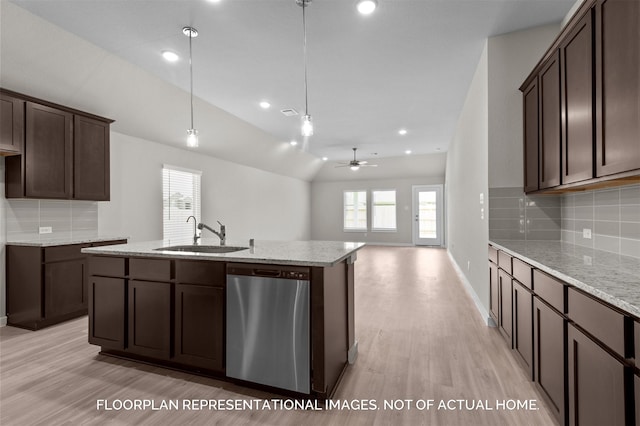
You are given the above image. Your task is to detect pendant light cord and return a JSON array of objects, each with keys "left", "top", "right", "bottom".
[
  {"left": 189, "top": 30, "right": 194, "bottom": 129},
  {"left": 302, "top": 1, "right": 309, "bottom": 116}
]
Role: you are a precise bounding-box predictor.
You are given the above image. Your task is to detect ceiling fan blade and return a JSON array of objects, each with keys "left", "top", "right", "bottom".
[
  {"left": 334, "top": 164, "right": 352, "bottom": 168},
  {"left": 359, "top": 160, "right": 368, "bottom": 164},
  {"left": 361, "top": 164, "right": 378, "bottom": 167}
]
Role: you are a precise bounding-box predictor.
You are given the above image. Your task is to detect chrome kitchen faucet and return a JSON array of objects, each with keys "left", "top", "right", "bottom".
[{"left": 198, "top": 221, "right": 226, "bottom": 246}]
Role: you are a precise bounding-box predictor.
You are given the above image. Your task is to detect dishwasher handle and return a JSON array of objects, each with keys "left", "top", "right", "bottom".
[{"left": 253, "top": 269, "right": 282, "bottom": 278}]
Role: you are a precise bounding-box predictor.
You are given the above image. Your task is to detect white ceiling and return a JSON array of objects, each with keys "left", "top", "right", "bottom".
[{"left": 8, "top": 0, "right": 574, "bottom": 165}]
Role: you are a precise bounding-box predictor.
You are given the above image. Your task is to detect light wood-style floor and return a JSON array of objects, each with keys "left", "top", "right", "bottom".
[{"left": 1, "top": 246, "right": 556, "bottom": 425}]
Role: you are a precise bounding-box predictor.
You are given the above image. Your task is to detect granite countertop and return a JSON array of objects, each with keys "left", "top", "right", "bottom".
[
  {"left": 6, "top": 235, "right": 129, "bottom": 247},
  {"left": 490, "top": 240, "right": 640, "bottom": 318},
  {"left": 82, "top": 238, "right": 366, "bottom": 267}
]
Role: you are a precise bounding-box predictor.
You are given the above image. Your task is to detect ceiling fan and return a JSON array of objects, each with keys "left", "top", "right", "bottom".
[{"left": 335, "top": 148, "right": 378, "bottom": 171}]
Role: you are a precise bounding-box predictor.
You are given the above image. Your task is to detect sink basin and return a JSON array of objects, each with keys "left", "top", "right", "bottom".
[{"left": 155, "top": 245, "right": 248, "bottom": 254}]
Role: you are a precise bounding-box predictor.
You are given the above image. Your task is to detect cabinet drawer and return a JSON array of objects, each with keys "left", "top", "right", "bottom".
[
  {"left": 568, "top": 288, "right": 625, "bottom": 357},
  {"left": 488, "top": 245, "right": 498, "bottom": 264},
  {"left": 175, "top": 260, "right": 225, "bottom": 286},
  {"left": 44, "top": 244, "right": 87, "bottom": 263},
  {"left": 89, "top": 256, "right": 125, "bottom": 278},
  {"left": 498, "top": 251, "right": 512, "bottom": 274},
  {"left": 533, "top": 270, "right": 566, "bottom": 313},
  {"left": 130, "top": 258, "right": 172, "bottom": 282},
  {"left": 512, "top": 258, "right": 532, "bottom": 290}
]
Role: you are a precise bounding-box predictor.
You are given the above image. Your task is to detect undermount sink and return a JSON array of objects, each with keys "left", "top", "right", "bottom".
[{"left": 155, "top": 245, "right": 248, "bottom": 254}]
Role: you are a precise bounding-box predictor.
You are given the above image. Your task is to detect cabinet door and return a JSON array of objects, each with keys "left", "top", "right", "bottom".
[
  {"left": 523, "top": 77, "right": 539, "bottom": 193},
  {"left": 74, "top": 115, "right": 110, "bottom": 201},
  {"left": 489, "top": 262, "right": 499, "bottom": 325},
  {"left": 25, "top": 102, "right": 73, "bottom": 198},
  {"left": 0, "top": 92, "right": 24, "bottom": 154},
  {"left": 594, "top": 0, "right": 640, "bottom": 177},
  {"left": 89, "top": 276, "right": 125, "bottom": 349},
  {"left": 498, "top": 269, "right": 513, "bottom": 345},
  {"left": 561, "top": 11, "right": 594, "bottom": 185},
  {"left": 512, "top": 280, "right": 533, "bottom": 379},
  {"left": 44, "top": 259, "right": 86, "bottom": 318},
  {"left": 567, "top": 324, "right": 625, "bottom": 426},
  {"left": 128, "top": 280, "right": 172, "bottom": 359},
  {"left": 539, "top": 51, "right": 562, "bottom": 189},
  {"left": 174, "top": 284, "right": 224, "bottom": 372},
  {"left": 533, "top": 297, "right": 566, "bottom": 425}
]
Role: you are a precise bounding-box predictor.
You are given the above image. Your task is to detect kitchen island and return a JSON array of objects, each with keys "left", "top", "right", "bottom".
[{"left": 82, "top": 239, "right": 364, "bottom": 399}]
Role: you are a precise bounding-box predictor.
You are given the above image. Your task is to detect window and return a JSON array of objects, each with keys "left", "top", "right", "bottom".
[
  {"left": 372, "top": 190, "right": 397, "bottom": 231},
  {"left": 344, "top": 191, "right": 367, "bottom": 231},
  {"left": 162, "top": 165, "right": 201, "bottom": 241}
]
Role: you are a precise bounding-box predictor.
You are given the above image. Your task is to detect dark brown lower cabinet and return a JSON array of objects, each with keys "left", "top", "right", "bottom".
[
  {"left": 512, "top": 280, "right": 533, "bottom": 378},
  {"left": 489, "top": 261, "right": 499, "bottom": 325},
  {"left": 44, "top": 259, "right": 85, "bottom": 318},
  {"left": 567, "top": 324, "right": 625, "bottom": 426},
  {"left": 498, "top": 269, "right": 513, "bottom": 345},
  {"left": 88, "top": 276, "right": 125, "bottom": 349},
  {"left": 533, "top": 296, "right": 566, "bottom": 425},
  {"left": 174, "top": 284, "right": 224, "bottom": 372},
  {"left": 636, "top": 373, "right": 640, "bottom": 426},
  {"left": 128, "top": 280, "right": 172, "bottom": 360}
]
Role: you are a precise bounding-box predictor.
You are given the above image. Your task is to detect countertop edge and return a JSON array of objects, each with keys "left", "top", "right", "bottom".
[
  {"left": 7, "top": 236, "right": 129, "bottom": 247},
  {"left": 489, "top": 240, "right": 640, "bottom": 319}
]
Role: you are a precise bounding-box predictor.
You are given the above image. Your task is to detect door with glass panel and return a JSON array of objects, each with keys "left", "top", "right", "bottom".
[{"left": 412, "top": 185, "right": 443, "bottom": 246}]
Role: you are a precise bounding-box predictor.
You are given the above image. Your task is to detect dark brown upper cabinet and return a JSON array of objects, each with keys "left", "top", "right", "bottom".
[
  {"left": 560, "top": 10, "right": 594, "bottom": 185},
  {"left": 2, "top": 89, "right": 113, "bottom": 201},
  {"left": 522, "top": 77, "right": 539, "bottom": 193},
  {"left": 521, "top": 0, "right": 640, "bottom": 193},
  {"left": 74, "top": 115, "right": 110, "bottom": 201},
  {"left": 594, "top": 0, "right": 640, "bottom": 178},
  {"left": 539, "top": 52, "right": 562, "bottom": 189},
  {"left": 0, "top": 92, "right": 24, "bottom": 155}
]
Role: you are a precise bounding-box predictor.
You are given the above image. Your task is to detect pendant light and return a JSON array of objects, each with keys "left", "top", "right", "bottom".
[
  {"left": 297, "top": 0, "right": 313, "bottom": 137},
  {"left": 183, "top": 26, "right": 199, "bottom": 148}
]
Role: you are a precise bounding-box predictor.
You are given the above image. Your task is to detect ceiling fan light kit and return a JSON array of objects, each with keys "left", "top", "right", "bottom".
[{"left": 336, "top": 147, "right": 378, "bottom": 171}]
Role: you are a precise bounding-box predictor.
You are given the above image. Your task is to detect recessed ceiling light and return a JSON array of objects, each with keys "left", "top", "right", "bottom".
[
  {"left": 290, "top": 140, "right": 298, "bottom": 146},
  {"left": 161, "top": 50, "right": 179, "bottom": 62},
  {"left": 405, "top": 150, "right": 412, "bottom": 155},
  {"left": 259, "top": 101, "right": 271, "bottom": 109},
  {"left": 322, "top": 157, "right": 328, "bottom": 161},
  {"left": 207, "top": 0, "right": 221, "bottom": 3},
  {"left": 398, "top": 129, "right": 407, "bottom": 135},
  {"left": 357, "top": 0, "right": 378, "bottom": 15}
]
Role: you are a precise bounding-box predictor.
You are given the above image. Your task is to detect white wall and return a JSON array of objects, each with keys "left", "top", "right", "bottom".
[
  {"left": 100, "top": 132, "right": 310, "bottom": 243},
  {"left": 310, "top": 177, "right": 444, "bottom": 245},
  {"left": 446, "top": 43, "right": 490, "bottom": 323},
  {"left": 487, "top": 24, "right": 560, "bottom": 188}
]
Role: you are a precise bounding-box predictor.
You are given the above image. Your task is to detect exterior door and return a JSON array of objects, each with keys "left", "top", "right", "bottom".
[{"left": 412, "top": 185, "right": 443, "bottom": 246}]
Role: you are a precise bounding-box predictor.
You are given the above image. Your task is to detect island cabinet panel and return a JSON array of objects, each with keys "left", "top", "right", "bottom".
[
  {"left": 129, "top": 258, "right": 172, "bottom": 282},
  {"left": 539, "top": 52, "right": 562, "bottom": 190},
  {"left": 0, "top": 92, "right": 24, "bottom": 154},
  {"left": 594, "top": 0, "right": 640, "bottom": 178},
  {"left": 88, "top": 276, "right": 125, "bottom": 349},
  {"left": 44, "top": 259, "right": 85, "bottom": 318},
  {"left": 128, "top": 280, "right": 172, "bottom": 360},
  {"left": 523, "top": 77, "right": 540, "bottom": 193},
  {"left": 567, "top": 323, "right": 626, "bottom": 426},
  {"left": 73, "top": 115, "right": 110, "bottom": 201},
  {"left": 498, "top": 269, "right": 513, "bottom": 345},
  {"left": 24, "top": 102, "right": 73, "bottom": 199},
  {"left": 174, "top": 284, "right": 224, "bottom": 372},
  {"left": 561, "top": 10, "right": 595, "bottom": 185},
  {"left": 489, "top": 261, "right": 499, "bottom": 325},
  {"left": 533, "top": 296, "right": 566, "bottom": 425},
  {"left": 512, "top": 280, "right": 533, "bottom": 379}
]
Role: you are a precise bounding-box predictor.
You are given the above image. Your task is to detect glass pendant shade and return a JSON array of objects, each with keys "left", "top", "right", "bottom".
[
  {"left": 187, "top": 128, "right": 199, "bottom": 147},
  {"left": 301, "top": 114, "right": 314, "bottom": 137}
]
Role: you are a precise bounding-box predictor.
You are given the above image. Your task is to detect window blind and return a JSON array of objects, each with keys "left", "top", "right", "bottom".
[
  {"left": 162, "top": 164, "right": 201, "bottom": 242},
  {"left": 372, "top": 190, "right": 397, "bottom": 231},
  {"left": 344, "top": 190, "right": 367, "bottom": 231}
]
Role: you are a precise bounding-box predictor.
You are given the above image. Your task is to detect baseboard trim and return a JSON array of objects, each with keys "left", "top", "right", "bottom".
[{"left": 446, "top": 250, "right": 494, "bottom": 327}]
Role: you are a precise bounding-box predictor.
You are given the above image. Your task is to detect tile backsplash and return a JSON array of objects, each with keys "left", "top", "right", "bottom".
[
  {"left": 489, "top": 187, "right": 561, "bottom": 241},
  {"left": 561, "top": 184, "right": 640, "bottom": 258},
  {"left": 5, "top": 199, "right": 99, "bottom": 242},
  {"left": 489, "top": 184, "right": 640, "bottom": 259}
]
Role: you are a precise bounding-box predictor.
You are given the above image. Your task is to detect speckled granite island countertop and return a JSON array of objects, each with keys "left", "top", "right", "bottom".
[
  {"left": 82, "top": 238, "right": 365, "bottom": 267},
  {"left": 491, "top": 240, "right": 640, "bottom": 318},
  {"left": 7, "top": 235, "right": 129, "bottom": 247}
]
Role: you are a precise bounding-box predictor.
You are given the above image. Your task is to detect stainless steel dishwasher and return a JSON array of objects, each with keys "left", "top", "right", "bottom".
[{"left": 226, "top": 263, "right": 310, "bottom": 393}]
